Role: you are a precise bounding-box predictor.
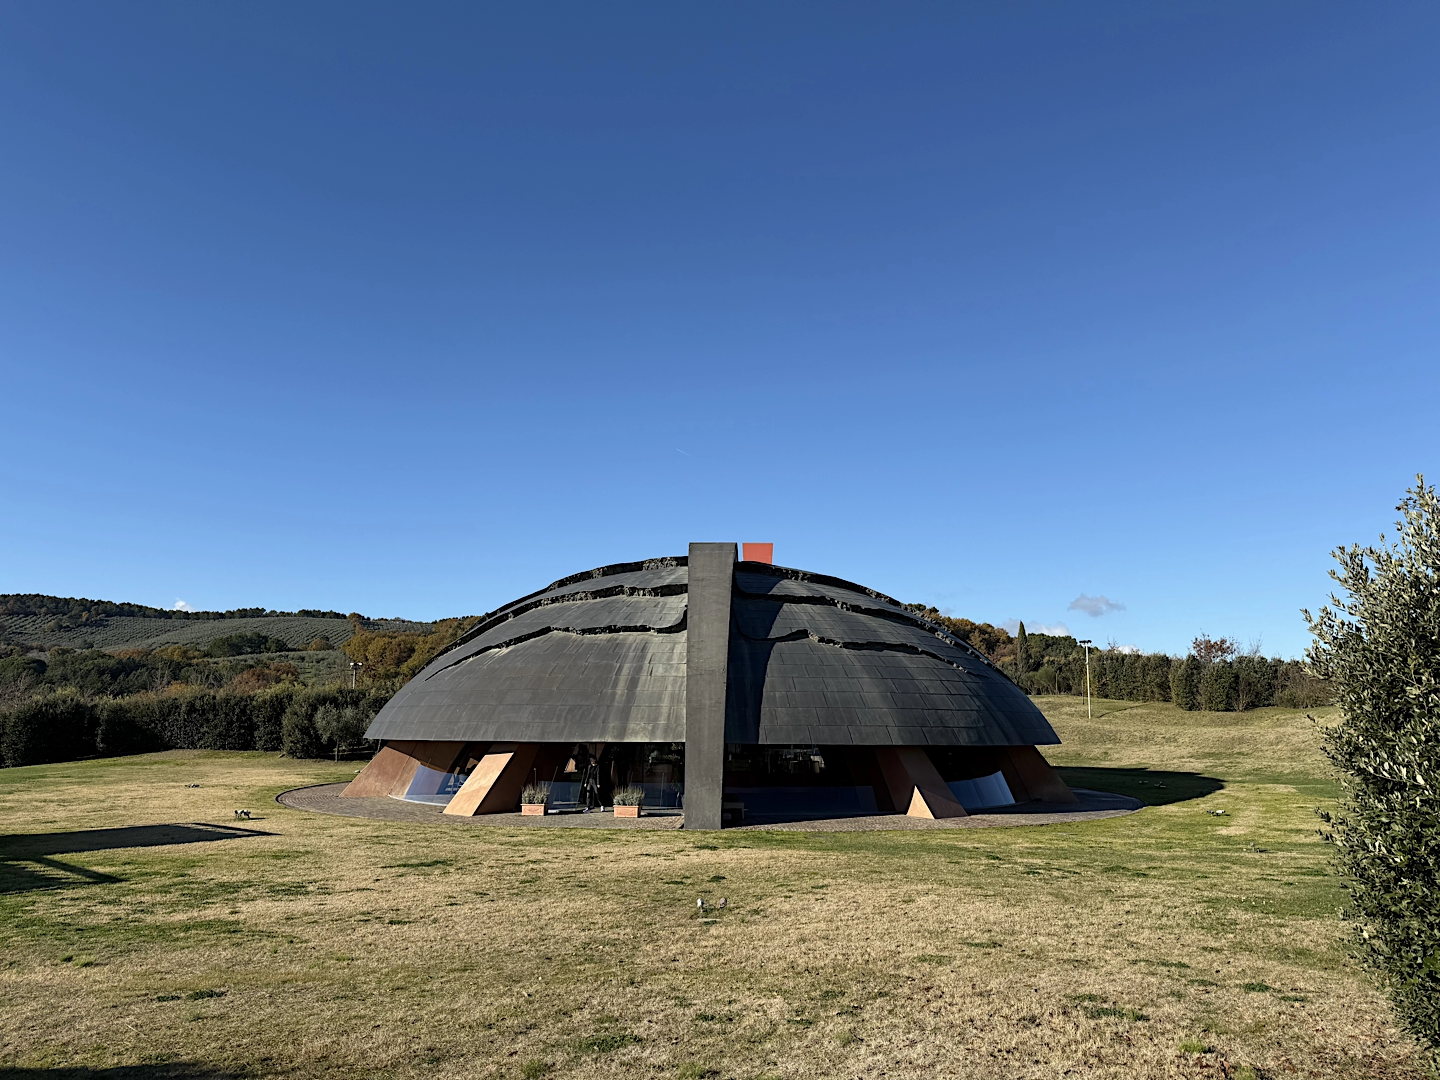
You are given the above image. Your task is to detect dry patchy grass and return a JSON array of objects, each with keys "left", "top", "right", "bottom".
[{"left": 0, "top": 702, "right": 1426, "bottom": 1079}]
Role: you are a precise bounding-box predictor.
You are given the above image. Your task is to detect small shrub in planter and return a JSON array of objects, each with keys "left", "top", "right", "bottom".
[
  {"left": 520, "top": 782, "right": 551, "bottom": 815},
  {"left": 612, "top": 785, "right": 644, "bottom": 818}
]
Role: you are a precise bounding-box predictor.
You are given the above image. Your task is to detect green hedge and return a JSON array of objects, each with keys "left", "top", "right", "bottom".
[
  {"left": 1021, "top": 648, "right": 1329, "bottom": 711},
  {"left": 1, "top": 685, "right": 392, "bottom": 768},
  {"left": 0, "top": 690, "right": 98, "bottom": 767}
]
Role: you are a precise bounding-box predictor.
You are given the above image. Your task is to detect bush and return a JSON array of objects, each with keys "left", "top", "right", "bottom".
[
  {"left": 0, "top": 655, "right": 46, "bottom": 688},
  {"left": 1198, "top": 661, "right": 1236, "bottom": 712},
  {"left": 251, "top": 685, "right": 295, "bottom": 752},
  {"left": 228, "top": 663, "right": 300, "bottom": 694},
  {"left": 521, "top": 782, "right": 551, "bottom": 805},
  {"left": 313, "top": 703, "right": 373, "bottom": 757},
  {"left": 1139, "top": 654, "right": 1173, "bottom": 702},
  {"left": 1020, "top": 664, "right": 1061, "bottom": 695},
  {"left": 95, "top": 696, "right": 164, "bottom": 757},
  {"left": 1307, "top": 476, "right": 1440, "bottom": 1059},
  {"left": 206, "top": 632, "right": 289, "bottom": 658},
  {"left": 1170, "top": 656, "right": 1201, "bottom": 710},
  {"left": 281, "top": 700, "right": 325, "bottom": 759},
  {"left": 612, "top": 785, "right": 644, "bottom": 806},
  {"left": 1233, "top": 655, "right": 1276, "bottom": 711},
  {"left": 1274, "top": 661, "right": 1332, "bottom": 708},
  {"left": 279, "top": 687, "right": 389, "bottom": 759},
  {"left": 194, "top": 692, "right": 255, "bottom": 750},
  {"left": 1, "top": 690, "right": 97, "bottom": 767}
]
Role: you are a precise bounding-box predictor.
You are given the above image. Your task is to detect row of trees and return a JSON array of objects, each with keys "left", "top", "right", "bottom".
[
  {"left": 904, "top": 605, "right": 1331, "bottom": 711},
  {"left": 0, "top": 683, "right": 392, "bottom": 769},
  {"left": 1025, "top": 646, "right": 1330, "bottom": 711}
]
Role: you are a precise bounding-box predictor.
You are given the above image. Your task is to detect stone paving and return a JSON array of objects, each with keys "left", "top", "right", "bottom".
[{"left": 277, "top": 783, "right": 1141, "bottom": 831}]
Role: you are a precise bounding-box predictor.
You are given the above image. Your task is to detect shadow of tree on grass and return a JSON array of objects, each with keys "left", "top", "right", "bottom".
[
  {"left": 0, "top": 823, "right": 270, "bottom": 895},
  {"left": 1056, "top": 767, "right": 1223, "bottom": 806}
]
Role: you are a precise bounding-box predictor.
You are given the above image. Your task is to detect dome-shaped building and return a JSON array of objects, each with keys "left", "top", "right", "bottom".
[{"left": 345, "top": 543, "right": 1075, "bottom": 827}]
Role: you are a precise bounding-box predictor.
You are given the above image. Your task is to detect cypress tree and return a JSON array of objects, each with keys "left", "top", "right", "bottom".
[
  {"left": 1015, "top": 621, "right": 1030, "bottom": 676},
  {"left": 1170, "top": 656, "right": 1201, "bottom": 710}
]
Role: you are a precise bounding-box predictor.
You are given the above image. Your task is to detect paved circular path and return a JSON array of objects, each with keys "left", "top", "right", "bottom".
[{"left": 278, "top": 783, "right": 1142, "bottom": 831}]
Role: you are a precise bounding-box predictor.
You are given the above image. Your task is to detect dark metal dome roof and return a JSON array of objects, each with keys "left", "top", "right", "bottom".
[{"left": 364, "top": 556, "right": 1057, "bottom": 748}]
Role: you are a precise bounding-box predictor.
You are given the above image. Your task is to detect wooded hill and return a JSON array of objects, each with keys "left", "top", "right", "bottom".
[{"left": 0, "top": 593, "right": 433, "bottom": 653}]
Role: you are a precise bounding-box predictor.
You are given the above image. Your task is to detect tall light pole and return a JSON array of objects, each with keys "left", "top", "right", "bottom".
[
  {"left": 1077, "top": 639, "right": 1093, "bottom": 720},
  {"left": 350, "top": 661, "right": 363, "bottom": 689}
]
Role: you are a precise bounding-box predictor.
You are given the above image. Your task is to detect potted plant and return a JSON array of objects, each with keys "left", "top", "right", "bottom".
[
  {"left": 612, "top": 786, "right": 644, "bottom": 818},
  {"left": 520, "top": 782, "right": 551, "bottom": 816}
]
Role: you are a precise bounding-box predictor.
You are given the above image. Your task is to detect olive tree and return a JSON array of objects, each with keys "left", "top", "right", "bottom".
[
  {"left": 1305, "top": 476, "right": 1440, "bottom": 1057},
  {"left": 313, "top": 703, "right": 373, "bottom": 761}
]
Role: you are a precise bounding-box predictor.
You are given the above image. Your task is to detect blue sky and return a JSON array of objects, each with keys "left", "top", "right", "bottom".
[{"left": 2, "top": 3, "right": 1437, "bottom": 658}]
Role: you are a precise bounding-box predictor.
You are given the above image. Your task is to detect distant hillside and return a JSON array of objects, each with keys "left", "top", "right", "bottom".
[
  {"left": 0, "top": 613, "right": 356, "bottom": 652},
  {"left": 0, "top": 594, "right": 432, "bottom": 653},
  {"left": 0, "top": 594, "right": 349, "bottom": 623}
]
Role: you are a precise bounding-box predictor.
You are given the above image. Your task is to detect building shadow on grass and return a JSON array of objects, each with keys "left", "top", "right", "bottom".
[
  {"left": 0, "top": 1066, "right": 249, "bottom": 1080},
  {"left": 0, "top": 824, "right": 271, "bottom": 895},
  {"left": 1056, "top": 767, "right": 1223, "bottom": 806}
]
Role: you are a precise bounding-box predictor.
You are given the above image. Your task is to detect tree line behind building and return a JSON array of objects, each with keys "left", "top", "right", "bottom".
[{"left": 904, "top": 607, "right": 1331, "bottom": 711}]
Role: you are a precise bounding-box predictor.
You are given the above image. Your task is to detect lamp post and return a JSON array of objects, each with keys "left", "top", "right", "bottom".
[
  {"left": 1077, "top": 639, "right": 1093, "bottom": 720},
  {"left": 350, "top": 661, "right": 363, "bottom": 689}
]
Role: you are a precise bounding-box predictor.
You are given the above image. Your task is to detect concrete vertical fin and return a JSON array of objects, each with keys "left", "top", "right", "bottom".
[{"left": 684, "top": 541, "right": 736, "bottom": 830}]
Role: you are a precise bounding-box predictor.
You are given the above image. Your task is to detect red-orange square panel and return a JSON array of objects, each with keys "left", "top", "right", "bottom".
[{"left": 742, "top": 543, "right": 773, "bottom": 564}]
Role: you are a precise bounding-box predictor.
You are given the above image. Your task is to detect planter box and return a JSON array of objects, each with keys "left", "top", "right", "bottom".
[
  {"left": 613, "top": 804, "right": 642, "bottom": 818},
  {"left": 521, "top": 803, "right": 547, "bottom": 816}
]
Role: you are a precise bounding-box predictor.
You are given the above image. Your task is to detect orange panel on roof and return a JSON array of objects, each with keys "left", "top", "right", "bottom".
[{"left": 741, "top": 543, "right": 773, "bottom": 564}]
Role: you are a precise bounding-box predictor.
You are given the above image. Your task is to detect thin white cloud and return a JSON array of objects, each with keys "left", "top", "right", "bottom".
[
  {"left": 1068, "top": 594, "right": 1125, "bottom": 617},
  {"left": 1112, "top": 643, "right": 1142, "bottom": 654},
  {"left": 172, "top": 599, "right": 195, "bottom": 612}
]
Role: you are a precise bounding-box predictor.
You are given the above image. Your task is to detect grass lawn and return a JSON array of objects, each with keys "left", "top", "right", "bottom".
[{"left": 0, "top": 699, "right": 1426, "bottom": 1080}]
